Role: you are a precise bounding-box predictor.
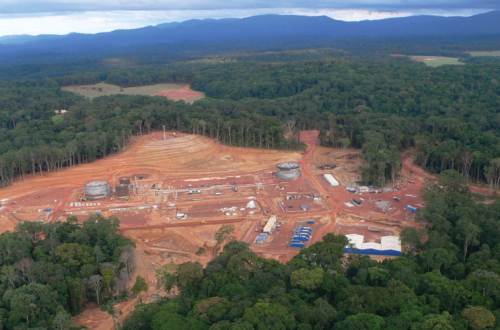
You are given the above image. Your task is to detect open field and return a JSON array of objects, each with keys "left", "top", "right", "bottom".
[
  {"left": 391, "top": 54, "right": 463, "bottom": 67},
  {"left": 420, "top": 58, "right": 463, "bottom": 67},
  {"left": 409, "top": 55, "right": 463, "bottom": 67},
  {"left": 467, "top": 50, "right": 500, "bottom": 57},
  {"left": 0, "top": 131, "right": 433, "bottom": 329},
  {"left": 61, "top": 82, "right": 205, "bottom": 102}
]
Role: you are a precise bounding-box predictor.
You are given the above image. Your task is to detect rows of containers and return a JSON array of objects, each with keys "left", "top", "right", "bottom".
[{"left": 290, "top": 220, "right": 314, "bottom": 248}]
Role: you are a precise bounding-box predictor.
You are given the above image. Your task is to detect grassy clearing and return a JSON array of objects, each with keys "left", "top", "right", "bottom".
[
  {"left": 391, "top": 55, "right": 464, "bottom": 67},
  {"left": 61, "top": 82, "right": 186, "bottom": 100},
  {"left": 467, "top": 51, "right": 500, "bottom": 57},
  {"left": 422, "top": 58, "right": 464, "bottom": 67}
]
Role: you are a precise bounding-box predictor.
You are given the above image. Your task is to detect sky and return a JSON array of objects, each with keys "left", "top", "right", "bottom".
[{"left": 0, "top": 0, "right": 498, "bottom": 37}]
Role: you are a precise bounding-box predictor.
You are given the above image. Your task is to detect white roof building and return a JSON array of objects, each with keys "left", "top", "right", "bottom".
[
  {"left": 381, "top": 236, "right": 402, "bottom": 252},
  {"left": 345, "top": 234, "right": 364, "bottom": 249},
  {"left": 361, "top": 242, "right": 382, "bottom": 250},
  {"left": 263, "top": 215, "right": 277, "bottom": 233},
  {"left": 344, "top": 234, "right": 402, "bottom": 255},
  {"left": 324, "top": 174, "right": 340, "bottom": 186}
]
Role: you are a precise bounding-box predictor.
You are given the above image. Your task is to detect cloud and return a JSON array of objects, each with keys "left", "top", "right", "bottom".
[
  {"left": 0, "top": 1, "right": 497, "bottom": 37},
  {"left": 0, "top": 0, "right": 498, "bottom": 16}
]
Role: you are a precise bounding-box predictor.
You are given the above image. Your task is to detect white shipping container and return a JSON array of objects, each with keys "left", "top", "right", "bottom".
[{"left": 324, "top": 174, "right": 339, "bottom": 186}]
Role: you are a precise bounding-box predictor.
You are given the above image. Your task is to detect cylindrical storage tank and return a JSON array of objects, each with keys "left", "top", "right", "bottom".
[
  {"left": 119, "top": 177, "right": 131, "bottom": 185},
  {"left": 84, "top": 181, "right": 111, "bottom": 200},
  {"left": 276, "top": 162, "right": 301, "bottom": 179},
  {"left": 116, "top": 184, "right": 130, "bottom": 199}
]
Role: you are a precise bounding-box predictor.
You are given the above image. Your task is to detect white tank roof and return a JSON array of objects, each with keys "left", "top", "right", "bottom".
[
  {"left": 85, "top": 180, "right": 109, "bottom": 187},
  {"left": 277, "top": 162, "right": 300, "bottom": 169}
]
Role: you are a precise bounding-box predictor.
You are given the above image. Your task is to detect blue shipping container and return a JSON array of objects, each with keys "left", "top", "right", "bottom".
[
  {"left": 307, "top": 220, "right": 315, "bottom": 224},
  {"left": 406, "top": 205, "right": 417, "bottom": 212},
  {"left": 290, "top": 243, "right": 305, "bottom": 248}
]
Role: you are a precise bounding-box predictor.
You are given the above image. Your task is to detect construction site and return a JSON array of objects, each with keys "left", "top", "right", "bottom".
[{"left": 0, "top": 130, "right": 428, "bottom": 328}]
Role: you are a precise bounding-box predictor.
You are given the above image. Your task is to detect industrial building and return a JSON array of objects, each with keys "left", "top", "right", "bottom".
[
  {"left": 276, "top": 162, "right": 301, "bottom": 179},
  {"left": 263, "top": 214, "right": 277, "bottom": 233},
  {"left": 84, "top": 181, "right": 111, "bottom": 200},
  {"left": 344, "top": 234, "right": 401, "bottom": 256},
  {"left": 323, "top": 174, "right": 339, "bottom": 186}
]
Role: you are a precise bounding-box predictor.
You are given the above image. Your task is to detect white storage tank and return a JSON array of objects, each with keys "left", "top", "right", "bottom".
[
  {"left": 84, "top": 181, "right": 111, "bottom": 200},
  {"left": 276, "top": 162, "right": 301, "bottom": 179}
]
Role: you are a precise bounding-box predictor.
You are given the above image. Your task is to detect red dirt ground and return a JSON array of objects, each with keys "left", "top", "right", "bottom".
[
  {"left": 0, "top": 130, "right": 458, "bottom": 329},
  {"left": 152, "top": 85, "right": 204, "bottom": 100},
  {"left": 62, "top": 83, "right": 205, "bottom": 103}
]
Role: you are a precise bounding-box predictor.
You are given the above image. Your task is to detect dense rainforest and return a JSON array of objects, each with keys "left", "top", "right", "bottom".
[
  {"left": 0, "top": 215, "right": 136, "bottom": 329},
  {"left": 3, "top": 33, "right": 500, "bottom": 81},
  {"left": 1, "top": 55, "right": 500, "bottom": 187},
  {"left": 121, "top": 172, "right": 500, "bottom": 330}
]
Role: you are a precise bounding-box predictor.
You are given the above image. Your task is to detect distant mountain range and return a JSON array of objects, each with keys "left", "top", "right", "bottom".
[
  {"left": 0, "top": 11, "right": 500, "bottom": 75},
  {"left": 1, "top": 11, "right": 500, "bottom": 50}
]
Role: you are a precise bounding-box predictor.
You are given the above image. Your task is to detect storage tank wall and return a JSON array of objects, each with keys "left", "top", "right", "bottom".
[
  {"left": 276, "top": 162, "right": 301, "bottom": 179},
  {"left": 116, "top": 184, "right": 130, "bottom": 199},
  {"left": 84, "top": 181, "right": 111, "bottom": 200}
]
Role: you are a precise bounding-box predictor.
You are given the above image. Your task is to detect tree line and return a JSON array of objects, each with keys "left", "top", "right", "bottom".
[
  {"left": 0, "top": 79, "right": 304, "bottom": 187},
  {"left": 1, "top": 54, "right": 500, "bottom": 187}
]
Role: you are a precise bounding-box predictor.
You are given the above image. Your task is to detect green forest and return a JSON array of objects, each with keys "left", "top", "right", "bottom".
[
  {"left": 121, "top": 172, "right": 500, "bottom": 330},
  {"left": 1, "top": 56, "right": 500, "bottom": 187},
  {"left": 0, "top": 215, "right": 135, "bottom": 329}
]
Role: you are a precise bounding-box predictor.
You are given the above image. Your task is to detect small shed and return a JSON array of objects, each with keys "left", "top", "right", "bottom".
[{"left": 358, "top": 186, "right": 369, "bottom": 193}]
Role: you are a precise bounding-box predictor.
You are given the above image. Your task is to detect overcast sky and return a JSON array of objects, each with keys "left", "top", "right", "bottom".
[{"left": 0, "top": 0, "right": 498, "bottom": 37}]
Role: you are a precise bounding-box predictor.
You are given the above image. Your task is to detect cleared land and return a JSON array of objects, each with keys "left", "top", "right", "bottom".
[
  {"left": 0, "top": 131, "right": 431, "bottom": 329},
  {"left": 409, "top": 56, "right": 463, "bottom": 67},
  {"left": 467, "top": 50, "right": 500, "bottom": 57},
  {"left": 391, "top": 54, "right": 463, "bottom": 67},
  {"left": 61, "top": 82, "right": 205, "bottom": 103}
]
